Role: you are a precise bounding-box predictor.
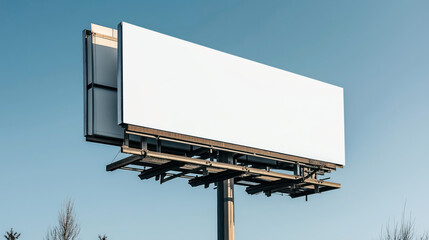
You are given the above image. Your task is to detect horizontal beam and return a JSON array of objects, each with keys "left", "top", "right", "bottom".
[
  {"left": 126, "top": 126, "right": 341, "bottom": 170},
  {"left": 106, "top": 155, "right": 142, "bottom": 172},
  {"left": 188, "top": 147, "right": 209, "bottom": 157},
  {"left": 138, "top": 161, "right": 185, "bottom": 180},
  {"left": 162, "top": 166, "right": 206, "bottom": 184},
  {"left": 290, "top": 186, "right": 336, "bottom": 198},
  {"left": 124, "top": 146, "right": 297, "bottom": 180},
  {"left": 189, "top": 170, "right": 243, "bottom": 187},
  {"left": 121, "top": 146, "right": 341, "bottom": 190},
  {"left": 245, "top": 179, "right": 298, "bottom": 195},
  {"left": 92, "top": 32, "right": 118, "bottom": 42}
]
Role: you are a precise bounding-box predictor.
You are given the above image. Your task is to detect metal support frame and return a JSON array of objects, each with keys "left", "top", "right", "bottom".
[
  {"left": 117, "top": 145, "right": 341, "bottom": 194},
  {"left": 105, "top": 130, "right": 342, "bottom": 240},
  {"left": 217, "top": 152, "right": 235, "bottom": 240}
]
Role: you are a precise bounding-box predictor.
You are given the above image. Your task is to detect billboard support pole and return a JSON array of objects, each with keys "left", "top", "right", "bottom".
[{"left": 217, "top": 151, "right": 235, "bottom": 240}]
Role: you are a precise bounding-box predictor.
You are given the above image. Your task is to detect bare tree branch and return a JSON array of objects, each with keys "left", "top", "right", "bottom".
[
  {"left": 46, "top": 199, "right": 80, "bottom": 240},
  {"left": 380, "top": 206, "right": 427, "bottom": 240}
]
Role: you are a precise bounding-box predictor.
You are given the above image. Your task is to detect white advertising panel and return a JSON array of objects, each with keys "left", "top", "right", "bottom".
[{"left": 118, "top": 22, "right": 345, "bottom": 165}]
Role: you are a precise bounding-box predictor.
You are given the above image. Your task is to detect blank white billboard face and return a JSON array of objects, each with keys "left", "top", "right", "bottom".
[{"left": 118, "top": 22, "right": 345, "bottom": 166}]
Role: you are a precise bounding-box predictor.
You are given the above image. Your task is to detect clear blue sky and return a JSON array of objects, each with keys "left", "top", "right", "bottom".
[{"left": 1, "top": 0, "right": 428, "bottom": 239}]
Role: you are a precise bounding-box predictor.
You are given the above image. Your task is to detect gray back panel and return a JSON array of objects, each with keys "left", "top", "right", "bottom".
[{"left": 83, "top": 26, "right": 123, "bottom": 144}]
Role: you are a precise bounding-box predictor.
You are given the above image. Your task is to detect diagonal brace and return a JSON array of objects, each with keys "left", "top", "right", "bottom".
[{"left": 302, "top": 167, "right": 320, "bottom": 181}]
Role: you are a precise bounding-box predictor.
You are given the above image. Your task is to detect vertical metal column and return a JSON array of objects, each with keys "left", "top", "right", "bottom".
[{"left": 217, "top": 152, "right": 235, "bottom": 240}]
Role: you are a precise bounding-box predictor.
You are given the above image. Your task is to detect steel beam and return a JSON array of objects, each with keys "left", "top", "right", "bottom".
[
  {"left": 106, "top": 155, "right": 142, "bottom": 172},
  {"left": 290, "top": 186, "right": 336, "bottom": 198},
  {"left": 187, "top": 147, "right": 209, "bottom": 157},
  {"left": 126, "top": 126, "right": 342, "bottom": 170},
  {"left": 217, "top": 152, "right": 234, "bottom": 240},
  {"left": 245, "top": 178, "right": 298, "bottom": 195},
  {"left": 162, "top": 166, "right": 206, "bottom": 184},
  {"left": 189, "top": 170, "right": 242, "bottom": 187},
  {"left": 138, "top": 161, "right": 185, "bottom": 180},
  {"left": 121, "top": 146, "right": 341, "bottom": 190}
]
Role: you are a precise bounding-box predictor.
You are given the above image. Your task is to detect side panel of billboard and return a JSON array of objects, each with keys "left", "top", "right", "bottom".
[
  {"left": 118, "top": 22, "right": 345, "bottom": 166},
  {"left": 84, "top": 24, "right": 123, "bottom": 144}
]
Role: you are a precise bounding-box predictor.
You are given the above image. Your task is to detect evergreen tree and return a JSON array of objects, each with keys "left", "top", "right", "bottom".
[
  {"left": 98, "top": 235, "right": 107, "bottom": 240},
  {"left": 4, "top": 228, "right": 20, "bottom": 240}
]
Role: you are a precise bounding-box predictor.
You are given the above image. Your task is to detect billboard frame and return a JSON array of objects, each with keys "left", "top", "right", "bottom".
[
  {"left": 125, "top": 124, "right": 341, "bottom": 170},
  {"left": 107, "top": 128, "right": 341, "bottom": 198}
]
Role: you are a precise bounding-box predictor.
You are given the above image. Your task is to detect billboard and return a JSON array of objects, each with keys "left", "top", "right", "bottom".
[{"left": 117, "top": 22, "right": 345, "bottom": 166}]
